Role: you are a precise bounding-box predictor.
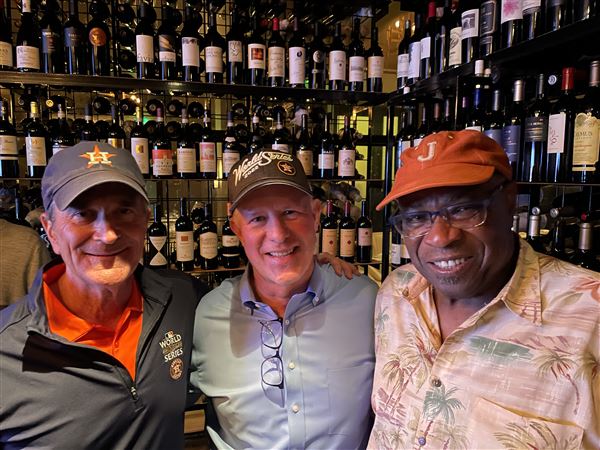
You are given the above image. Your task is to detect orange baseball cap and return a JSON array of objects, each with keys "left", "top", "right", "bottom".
[{"left": 376, "top": 130, "right": 512, "bottom": 211}]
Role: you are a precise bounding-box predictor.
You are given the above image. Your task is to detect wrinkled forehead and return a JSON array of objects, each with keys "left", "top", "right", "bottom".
[{"left": 397, "top": 183, "right": 491, "bottom": 211}]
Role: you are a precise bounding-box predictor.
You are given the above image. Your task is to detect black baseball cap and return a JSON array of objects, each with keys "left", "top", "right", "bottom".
[
  {"left": 42, "top": 141, "right": 149, "bottom": 211},
  {"left": 228, "top": 150, "right": 312, "bottom": 212}
]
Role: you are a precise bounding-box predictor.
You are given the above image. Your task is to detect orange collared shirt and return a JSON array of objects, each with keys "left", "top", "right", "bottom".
[{"left": 43, "top": 263, "right": 143, "bottom": 380}]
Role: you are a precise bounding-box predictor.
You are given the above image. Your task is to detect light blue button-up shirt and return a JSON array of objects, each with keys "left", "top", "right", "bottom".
[{"left": 190, "top": 263, "right": 377, "bottom": 450}]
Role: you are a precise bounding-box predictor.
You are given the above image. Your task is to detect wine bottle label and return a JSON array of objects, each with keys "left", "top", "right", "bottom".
[
  {"left": 0, "top": 135, "right": 18, "bottom": 153},
  {"left": 271, "top": 143, "right": 290, "bottom": 153},
  {"left": 391, "top": 243, "right": 401, "bottom": 265},
  {"left": 199, "top": 142, "right": 217, "bottom": 172},
  {"left": 176, "top": 231, "right": 194, "bottom": 262},
  {"left": 248, "top": 43, "right": 266, "bottom": 69},
  {"left": 297, "top": 149, "right": 313, "bottom": 175},
  {"left": 65, "top": 27, "right": 82, "bottom": 48},
  {"left": 448, "top": 27, "right": 462, "bottom": 66},
  {"left": 547, "top": 112, "right": 567, "bottom": 154},
  {"left": 41, "top": 30, "right": 58, "bottom": 53},
  {"left": 572, "top": 112, "right": 600, "bottom": 169},
  {"left": 289, "top": 46, "right": 306, "bottom": 85},
  {"left": 461, "top": 9, "right": 480, "bottom": 39},
  {"left": 52, "top": 143, "right": 70, "bottom": 155},
  {"left": 408, "top": 42, "right": 421, "bottom": 79},
  {"left": 26, "top": 137, "right": 47, "bottom": 166},
  {"left": 522, "top": 0, "right": 542, "bottom": 14},
  {"left": 524, "top": 116, "right": 548, "bottom": 142},
  {"left": 321, "top": 228, "right": 337, "bottom": 255},
  {"left": 339, "top": 229, "right": 356, "bottom": 257},
  {"left": 177, "top": 147, "right": 197, "bottom": 173},
  {"left": 16, "top": 46, "right": 40, "bottom": 70},
  {"left": 89, "top": 27, "right": 107, "bottom": 47},
  {"left": 223, "top": 151, "right": 240, "bottom": 175},
  {"left": 465, "top": 125, "right": 483, "bottom": 131},
  {"left": 318, "top": 153, "right": 335, "bottom": 170},
  {"left": 312, "top": 50, "right": 324, "bottom": 68},
  {"left": 397, "top": 53, "right": 409, "bottom": 78},
  {"left": 152, "top": 148, "right": 173, "bottom": 176},
  {"left": 329, "top": 50, "right": 347, "bottom": 81},
  {"left": 158, "top": 34, "right": 176, "bottom": 62},
  {"left": 337, "top": 149, "right": 355, "bottom": 177},
  {"left": 480, "top": 0, "right": 498, "bottom": 35},
  {"left": 108, "top": 138, "right": 124, "bottom": 148},
  {"left": 0, "top": 41, "right": 13, "bottom": 67},
  {"left": 205, "top": 46, "right": 223, "bottom": 73},
  {"left": 368, "top": 56, "right": 384, "bottom": 78},
  {"left": 358, "top": 227, "right": 372, "bottom": 246},
  {"left": 222, "top": 235, "right": 240, "bottom": 248},
  {"left": 136, "top": 35, "right": 155, "bottom": 63},
  {"left": 502, "top": 125, "right": 521, "bottom": 164},
  {"left": 149, "top": 235, "right": 168, "bottom": 266},
  {"left": 349, "top": 56, "right": 365, "bottom": 82},
  {"left": 22, "top": 0, "right": 32, "bottom": 12},
  {"left": 200, "top": 232, "right": 218, "bottom": 259},
  {"left": 268, "top": 46, "right": 285, "bottom": 77},
  {"left": 228, "top": 40, "right": 243, "bottom": 63},
  {"left": 501, "top": 0, "right": 523, "bottom": 23},
  {"left": 131, "top": 137, "right": 150, "bottom": 174},
  {"left": 182, "top": 38, "right": 200, "bottom": 67},
  {"left": 484, "top": 128, "right": 503, "bottom": 145},
  {"left": 420, "top": 37, "right": 431, "bottom": 59}
]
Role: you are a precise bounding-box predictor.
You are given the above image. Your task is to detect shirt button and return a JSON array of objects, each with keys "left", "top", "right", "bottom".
[
  {"left": 284, "top": 319, "right": 290, "bottom": 325},
  {"left": 418, "top": 436, "right": 426, "bottom": 446},
  {"left": 288, "top": 362, "right": 296, "bottom": 370},
  {"left": 402, "top": 288, "right": 410, "bottom": 297},
  {"left": 291, "top": 404, "right": 300, "bottom": 413},
  {"left": 430, "top": 377, "right": 442, "bottom": 387}
]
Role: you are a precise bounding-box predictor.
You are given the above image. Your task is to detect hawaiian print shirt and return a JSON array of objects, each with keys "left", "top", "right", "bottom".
[{"left": 369, "top": 240, "right": 599, "bottom": 450}]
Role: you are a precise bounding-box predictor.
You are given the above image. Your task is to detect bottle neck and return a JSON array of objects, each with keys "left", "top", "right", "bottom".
[
  {"left": 361, "top": 201, "right": 367, "bottom": 216},
  {"left": 180, "top": 199, "right": 188, "bottom": 217}
]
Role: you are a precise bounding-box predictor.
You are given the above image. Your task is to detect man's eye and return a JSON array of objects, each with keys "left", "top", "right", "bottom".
[
  {"left": 249, "top": 216, "right": 264, "bottom": 224},
  {"left": 448, "top": 204, "right": 480, "bottom": 218},
  {"left": 403, "top": 213, "right": 429, "bottom": 224},
  {"left": 283, "top": 210, "right": 298, "bottom": 216}
]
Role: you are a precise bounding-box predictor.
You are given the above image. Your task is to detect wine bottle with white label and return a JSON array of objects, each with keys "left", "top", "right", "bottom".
[
  {"left": 130, "top": 106, "right": 150, "bottom": 177},
  {"left": 520, "top": 73, "right": 548, "bottom": 183},
  {"left": 135, "top": 1, "right": 155, "bottom": 79},
  {"left": 338, "top": 200, "right": 356, "bottom": 263},
  {"left": 152, "top": 107, "right": 173, "bottom": 178},
  {"left": 16, "top": 0, "right": 41, "bottom": 72},
  {"left": 328, "top": 22, "right": 347, "bottom": 91},
  {"left": 223, "top": 111, "right": 241, "bottom": 178},
  {"left": 295, "top": 114, "right": 313, "bottom": 176},
  {"left": 337, "top": 116, "right": 356, "bottom": 179},
  {"left": 107, "top": 104, "right": 126, "bottom": 149},
  {"left": 176, "top": 198, "right": 194, "bottom": 271},
  {"left": 0, "top": 100, "right": 19, "bottom": 177},
  {"left": 199, "top": 110, "right": 217, "bottom": 179},
  {"left": 177, "top": 108, "right": 198, "bottom": 178},
  {"left": 308, "top": 21, "right": 326, "bottom": 89},
  {"left": 267, "top": 17, "right": 285, "bottom": 87},
  {"left": 500, "top": 0, "right": 523, "bottom": 49},
  {"left": 348, "top": 18, "right": 365, "bottom": 92},
  {"left": 181, "top": 6, "right": 200, "bottom": 82},
  {"left": 51, "top": 104, "right": 75, "bottom": 154},
  {"left": 226, "top": 5, "right": 244, "bottom": 84},
  {"left": 396, "top": 20, "right": 411, "bottom": 90},
  {"left": 25, "top": 101, "right": 50, "bottom": 178},
  {"left": 197, "top": 203, "right": 218, "bottom": 270},
  {"left": 461, "top": 0, "right": 480, "bottom": 64},
  {"left": 522, "top": 0, "right": 543, "bottom": 40},
  {"left": 147, "top": 203, "right": 168, "bottom": 269},
  {"left": 288, "top": 18, "right": 305, "bottom": 88},
  {"left": 356, "top": 200, "right": 372, "bottom": 263},
  {"left": 420, "top": 1, "right": 436, "bottom": 80},
  {"left": 247, "top": 14, "right": 266, "bottom": 86},
  {"left": 205, "top": 10, "right": 225, "bottom": 83},
  {"left": 318, "top": 113, "right": 335, "bottom": 178},
  {"left": 367, "top": 25, "right": 384, "bottom": 92},
  {"left": 0, "top": 0, "right": 13, "bottom": 71},
  {"left": 271, "top": 111, "right": 290, "bottom": 153}
]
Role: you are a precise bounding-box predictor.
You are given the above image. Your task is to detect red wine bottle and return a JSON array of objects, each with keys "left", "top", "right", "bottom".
[
  {"left": 176, "top": 197, "right": 194, "bottom": 271},
  {"left": 222, "top": 111, "right": 241, "bottom": 178},
  {"left": 205, "top": 10, "right": 225, "bottom": 83},
  {"left": 181, "top": 6, "right": 200, "bottom": 82},
  {"left": 25, "top": 101, "right": 50, "bottom": 178},
  {"left": 367, "top": 25, "right": 384, "bottom": 92},
  {"left": 520, "top": 73, "right": 548, "bottom": 182},
  {"left": 226, "top": 5, "right": 244, "bottom": 84},
  {"left": 51, "top": 104, "right": 75, "bottom": 154},
  {"left": 64, "top": 0, "right": 86, "bottom": 74},
  {"left": 288, "top": 18, "right": 305, "bottom": 88},
  {"left": 147, "top": 203, "right": 169, "bottom": 269},
  {"left": 199, "top": 110, "right": 217, "bottom": 179},
  {"left": 80, "top": 104, "right": 98, "bottom": 142},
  {"left": 483, "top": 88, "right": 503, "bottom": 145},
  {"left": 479, "top": 0, "right": 500, "bottom": 57},
  {"left": 503, "top": 79, "right": 525, "bottom": 178},
  {"left": 435, "top": 1, "right": 452, "bottom": 73},
  {"left": 461, "top": 0, "right": 480, "bottom": 64},
  {"left": 295, "top": 113, "right": 313, "bottom": 176},
  {"left": 271, "top": 111, "right": 290, "bottom": 153},
  {"left": 177, "top": 108, "right": 198, "bottom": 178},
  {"left": 16, "top": 0, "right": 41, "bottom": 72},
  {"left": 338, "top": 200, "right": 356, "bottom": 263},
  {"left": 0, "top": 100, "right": 19, "bottom": 177},
  {"left": 448, "top": 4, "right": 462, "bottom": 69},
  {"left": 135, "top": 1, "right": 156, "bottom": 79},
  {"left": 197, "top": 203, "right": 218, "bottom": 270},
  {"left": 420, "top": 1, "right": 437, "bottom": 80},
  {"left": 308, "top": 21, "right": 326, "bottom": 89},
  {"left": 337, "top": 116, "right": 356, "bottom": 179},
  {"left": 0, "top": 0, "right": 14, "bottom": 70},
  {"left": 156, "top": 4, "right": 178, "bottom": 80},
  {"left": 397, "top": 19, "right": 411, "bottom": 90},
  {"left": 267, "top": 17, "right": 285, "bottom": 87},
  {"left": 247, "top": 14, "right": 266, "bottom": 86},
  {"left": 107, "top": 104, "right": 126, "bottom": 149},
  {"left": 356, "top": 200, "right": 372, "bottom": 263},
  {"left": 87, "top": 0, "right": 111, "bottom": 76},
  {"left": 407, "top": 12, "right": 422, "bottom": 85},
  {"left": 526, "top": 209, "right": 546, "bottom": 253},
  {"left": 130, "top": 106, "right": 150, "bottom": 177},
  {"left": 500, "top": 0, "right": 523, "bottom": 49},
  {"left": 571, "top": 220, "right": 600, "bottom": 271},
  {"left": 321, "top": 200, "right": 338, "bottom": 255},
  {"left": 39, "top": 0, "right": 64, "bottom": 74},
  {"left": 318, "top": 113, "right": 335, "bottom": 178},
  {"left": 152, "top": 107, "right": 173, "bottom": 178},
  {"left": 221, "top": 216, "right": 240, "bottom": 269},
  {"left": 546, "top": 0, "right": 573, "bottom": 32},
  {"left": 328, "top": 22, "right": 347, "bottom": 91},
  {"left": 523, "top": 0, "right": 543, "bottom": 40},
  {"left": 348, "top": 17, "right": 365, "bottom": 92}
]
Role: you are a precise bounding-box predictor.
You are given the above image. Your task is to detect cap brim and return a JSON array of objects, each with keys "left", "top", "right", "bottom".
[
  {"left": 376, "top": 164, "right": 495, "bottom": 211},
  {"left": 230, "top": 180, "right": 312, "bottom": 211},
  {"left": 53, "top": 170, "right": 149, "bottom": 210}
]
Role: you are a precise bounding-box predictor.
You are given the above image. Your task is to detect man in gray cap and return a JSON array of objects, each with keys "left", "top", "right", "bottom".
[
  {"left": 190, "top": 150, "right": 378, "bottom": 449},
  {"left": 0, "top": 142, "right": 209, "bottom": 448}
]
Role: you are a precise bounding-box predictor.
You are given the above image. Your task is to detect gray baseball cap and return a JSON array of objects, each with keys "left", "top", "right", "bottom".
[
  {"left": 42, "top": 141, "right": 149, "bottom": 211},
  {"left": 228, "top": 150, "right": 312, "bottom": 212}
]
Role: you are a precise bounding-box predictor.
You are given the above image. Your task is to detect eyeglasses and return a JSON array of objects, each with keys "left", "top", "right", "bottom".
[
  {"left": 390, "top": 183, "right": 505, "bottom": 238},
  {"left": 260, "top": 318, "right": 284, "bottom": 389}
]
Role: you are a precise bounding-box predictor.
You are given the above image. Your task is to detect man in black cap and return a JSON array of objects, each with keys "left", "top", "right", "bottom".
[
  {"left": 0, "top": 142, "right": 209, "bottom": 448},
  {"left": 190, "top": 150, "right": 378, "bottom": 449}
]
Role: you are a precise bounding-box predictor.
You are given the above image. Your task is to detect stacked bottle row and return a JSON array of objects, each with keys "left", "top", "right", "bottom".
[
  {"left": 396, "top": 0, "right": 597, "bottom": 89},
  {"left": 0, "top": 99, "right": 366, "bottom": 180},
  {"left": 1, "top": 0, "right": 386, "bottom": 92},
  {"left": 394, "top": 60, "right": 600, "bottom": 184}
]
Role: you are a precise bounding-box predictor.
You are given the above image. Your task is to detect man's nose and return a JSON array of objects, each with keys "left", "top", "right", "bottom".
[
  {"left": 267, "top": 216, "right": 289, "bottom": 242},
  {"left": 422, "top": 215, "right": 462, "bottom": 247},
  {"left": 94, "top": 215, "right": 119, "bottom": 244}
]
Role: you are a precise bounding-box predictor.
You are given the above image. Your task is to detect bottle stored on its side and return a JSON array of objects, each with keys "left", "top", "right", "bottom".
[
  {"left": 51, "top": 104, "right": 74, "bottom": 154},
  {"left": 205, "top": 10, "right": 225, "bottom": 83},
  {"left": 479, "top": 0, "right": 499, "bottom": 57},
  {"left": 571, "top": 220, "right": 600, "bottom": 271},
  {"left": 288, "top": 18, "right": 305, "bottom": 88},
  {"left": 107, "top": 104, "right": 126, "bottom": 148},
  {"left": 226, "top": 5, "right": 244, "bottom": 84},
  {"left": 39, "top": 0, "right": 64, "bottom": 74},
  {"left": 63, "top": 0, "right": 86, "bottom": 75},
  {"left": 177, "top": 108, "right": 198, "bottom": 178},
  {"left": 318, "top": 113, "right": 335, "bottom": 178},
  {"left": 199, "top": 110, "right": 217, "bottom": 179},
  {"left": 356, "top": 200, "right": 372, "bottom": 263},
  {"left": 16, "top": 0, "right": 41, "bottom": 72},
  {"left": 526, "top": 209, "right": 546, "bottom": 253},
  {"left": 503, "top": 78, "right": 525, "bottom": 178},
  {"left": 321, "top": 200, "right": 338, "bottom": 255},
  {"left": 308, "top": 21, "right": 326, "bottom": 90},
  {"left": 329, "top": 22, "right": 347, "bottom": 91},
  {"left": 147, "top": 203, "right": 168, "bottom": 269},
  {"left": 87, "top": 0, "right": 111, "bottom": 76},
  {"left": 25, "top": 101, "right": 50, "bottom": 178},
  {"left": 152, "top": 107, "right": 173, "bottom": 178},
  {"left": 338, "top": 200, "right": 356, "bottom": 263},
  {"left": 500, "top": 0, "right": 523, "bottom": 49},
  {"left": 396, "top": 20, "right": 411, "bottom": 90},
  {"left": 337, "top": 116, "right": 356, "bottom": 179},
  {"left": 247, "top": 14, "right": 266, "bottom": 86},
  {"left": 175, "top": 197, "right": 194, "bottom": 271},
  {"left": 0, "top": 0, "right": 13, "bottom": 70},
  {"left": 520, "top": 73, "right": 548, "bottom": 182},
  {"left": 197, "top": 203, "right": 218, "bottom": 270},
  {"left": 181, "top": 6, "right": 200, "bottom": 82},
  {"left": 348, "top": 17, "right": 365, "bottom": 92},
  {"left": 221, "top": 216, "right": 240, "bottom": 269},
  {"left": 223, "top": 111, "right": 241, "bottom": 178},
  {"left": 0, "top": 100, "right": 19, "bottom": 177},
  {"left": 271, "top": 111, "right": 290, "bottom": 153},
  {"left": 130, "top": 106, "right": 150, "bottom": 177},
  {"left": 461, "top": 0, "right": 480, "bottom": 64},
  {"left": 267, "top": 17, "right": 285, "bottom": 87},
  {"left": 295, "top": 114, "right": 313, "bottom": 176}
]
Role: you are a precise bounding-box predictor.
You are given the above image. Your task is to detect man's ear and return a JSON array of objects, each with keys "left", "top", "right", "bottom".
[
  {"left": 229, "top": 213, "right": 242, "bottom": 239},
  {"left": 311, "top": 198, "right": 322, "bottom": 233},
  {"left": 40, "top": 211, "right": 60, "bottom": 256}
]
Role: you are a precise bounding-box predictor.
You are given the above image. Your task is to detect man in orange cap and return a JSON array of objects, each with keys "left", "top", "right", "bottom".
[{"left": 368, "top": 130, "right": 599, "bottom": 449}]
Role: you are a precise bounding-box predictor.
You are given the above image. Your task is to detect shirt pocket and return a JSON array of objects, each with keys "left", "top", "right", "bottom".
[
  {"left": 466, "top": 396, "right": 584, "bottom": 450},
  {"left": 327, "top": 362, "right": 375, "bottom": 436}
]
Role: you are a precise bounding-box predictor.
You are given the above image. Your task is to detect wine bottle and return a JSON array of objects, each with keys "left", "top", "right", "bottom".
[
  {"left": 548, "top": 217, "right": 569, "bottom": 261},
  {"left": 430, "top": 101, "right": 443, "bottom": 133},
  {"left": 441, "top": 96, "right": 454, "bottom": 130},
  {"left": 395, "top": 106, "right": 415, "bottom": 171},
  {"left": 0, "top": 0, "right": 13, "bottom": 70},
  {"left": 80, "top": 104, "right": 98, "bottom": 141},
  {"left": 526, "top": 209, "right": 546, "bottom": 252},
  {"left": 329, "top": 22, "right": 347, "bottom": 91},
  {"left": 64, "top": 0, "right": 86, "bottom": 74},
  {"left": 546, "top": 67, "right": 575, "bottom": 182},
  {"left": 107, "top": 104, "right": 126, "bottom": 148},
  {"left": 318, "top": 113, "right": 335, "bottom": 178},
  {"left": 51, "top": 104, "right": 74, "bottom": 154},
  {"left": 338, "top": 200, "right": 356, "bottom": 263},
  {"left": 222, "top": 111, "right": 241, "bottom": 178},
  {"left": 177, "top": 108, "right": 198, "bottom": 178},
  {"left": 571, "top": 220, "right": 600, "bottom": 271},
  {"left": 348, "top": 17, "right": 365, "bottom": 92},
  {"left": 288, "top": 18, "right": 305, "bottom": 88},
  {"left": 391, "top": 227, "right": 403, "bottom": 269},
  {"left": 461, "top": 0, "right": 480, "bottom": 64},
  {"left": 87, "top": 0, "right": 111, "bottom": 76},
  {"left": 571, "top": 60, "right": 600, "bottom": 183},
  {"left": 130, "top": 106, "right": 150, "bottom": 177},
  {"left": 397, "top": 19, "right": 411, "bottom": 90},
  {"left": 221, "top": 216, "right": 240, "bottom": 269},
  {"left": 247, "top": 14, "right": 266, "bottom": 86},
  {"left": 574, "top": 0, "right": 596, "bottom": 20},
  {"left": 465, "top": 83, "right": 486, "bottom": 131},
  {"left": 197, "top": 203, "right": 218, "bottom": 270},
  {"left": 500, "top": 0, "right": 523, "bottom": 49},
  {"left": 248, "top": 114, "right": 264, "bottom": 153},
  {"left": 367, "top": 25, "right": 384, "bottom": 92},
  {"left": 321, "top": 200, "right": 338, "bottom": 255},
  {"left": 0, "top": 100, "right": 19, "bottom": 177},
  {"left": 546, "top": 0, "right": 572, "bottom": 32},
  {"left": 25, "top": 101, "right": 50, "bottom": 178},
  {"left": 176, "top": 197, "right": 194, "bottom": 271},
  {"left": 135, "top": 1, "right": 155, "bottom": 79},
  {"left": 435, "top": 1, "right": 452, "bottom": 73},
  {"left": 523, "top": 0, "right": 543, "bottom": 40},
  {"left": 226, "top": 5, "right": 244, "bottom": 84},
  {"left": 152, "top": 107, "right": 173, "bottom": 178},
  {"left": 205, "top": 10, "right": 225, "bottom": 83},
  {"left": 147, "top": 203, "right": 168, "bottom": 269},
  {"left": 479, "top": 0, "right": 500, "bottom": 57},
  {"left": 407, "top": 12, "right": 422, "bottom": 85},
  {"left": 271, "top": 111, "right": 290, "bottom": 153},
  {"left": 483, "top": 88, "right": 503, "bottom": 144},
  {"left": 16, "top": 0, "right": 41, "bottom": 72},
  {"left": 337, "top": 116, "right": 356, "bottom": 179},
  {"left": 181, "top": 6, "right": 200, "bottom": 82},
  {"left": 520, "top": 73, "right": 548, "bottom": 182},
  {"left": 420, "top": 1, "right": 437, "bottom": 80},
  {"left": 308, "top": 21, "right": 326, "bottom": 89},
  {"left": 356, "top": 200, "right": 372, "bottom": 263},
  {"left": 448, "top": 3, "right": 463, "bottom": 69},
  {"left": 413, "top": 103, "right": 428, "bottom": 145},
  {"left": 39, "top": 0, "right": 64, "bottom": 74},
  {"left": 199, "top": 110, "right": 217, "bottom": 179},
  {"left": 267, "top": 17, "right": 285, "bottom": 87},
  {"left": 156, "top": 4, "right": 178, "bottom": 80},
  {"left": 295, "top": 113, "right": 313, "bottom": 176},
  {"left": 503, "top": 79, "right": 525, "bottom": 177}
]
